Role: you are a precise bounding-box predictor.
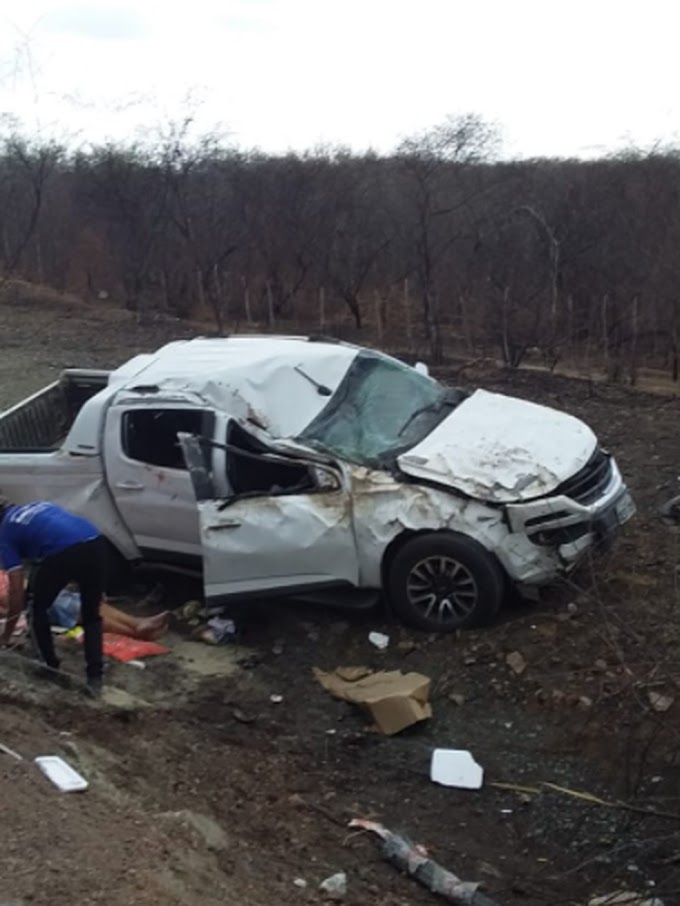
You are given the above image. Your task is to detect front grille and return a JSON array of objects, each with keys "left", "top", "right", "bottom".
[{"left": 556, "top": 448, "right": 613, "bottom": 505}]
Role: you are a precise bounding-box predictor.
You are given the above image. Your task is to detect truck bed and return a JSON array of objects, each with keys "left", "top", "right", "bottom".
[{"left": 0, "top": 370, "right": 110, "bottom": 451}]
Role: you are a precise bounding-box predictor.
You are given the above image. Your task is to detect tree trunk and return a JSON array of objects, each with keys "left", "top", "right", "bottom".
[
  {"left": 318, "top": 286, "right": 325, "bottom": 331},
  {"left": 423, "top": 286, "right": 442, "bottom": 363},
  {"left": 266, "top": 280, "right": 275, "bottom": 326},
  {"left": 403, "top": 278, "right": 413, "bottom": 350}
]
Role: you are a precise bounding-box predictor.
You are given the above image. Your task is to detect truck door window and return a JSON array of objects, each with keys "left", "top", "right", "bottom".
[
  {"left": 226, "top": 421, "right": 315, "bottom": 496},
  {"left": 122, "top": 409, "right": 215, "bottom": 469}
]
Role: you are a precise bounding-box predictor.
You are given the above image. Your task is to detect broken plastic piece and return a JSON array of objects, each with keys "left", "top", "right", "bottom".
[
  {"left": 368, "top": 631, "right": 389, "bottom": 650},
  {"left": 430, "top": 749, "right": 484, "bottom": 789},
  {"left": 319, "top": 872, "right": 347, "bottom": 900}
]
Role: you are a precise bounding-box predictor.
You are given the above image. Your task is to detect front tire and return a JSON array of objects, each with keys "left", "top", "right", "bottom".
[{"left": 387, "top": 533, "right": 505, "bottom": 632}]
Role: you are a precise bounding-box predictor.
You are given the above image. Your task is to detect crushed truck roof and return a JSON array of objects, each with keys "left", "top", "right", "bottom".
[{"left": 65, "top": 337, "right": 361, "bottom": 454}]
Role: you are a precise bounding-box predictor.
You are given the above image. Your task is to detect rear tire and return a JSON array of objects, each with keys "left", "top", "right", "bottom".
[{"left": 387, "top": 532, "right": 505, "bottom": 632}]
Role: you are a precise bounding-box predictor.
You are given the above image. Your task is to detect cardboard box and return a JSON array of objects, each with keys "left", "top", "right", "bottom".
[{"left": 314, "top": 666, "right": 432, "bottom": 735}]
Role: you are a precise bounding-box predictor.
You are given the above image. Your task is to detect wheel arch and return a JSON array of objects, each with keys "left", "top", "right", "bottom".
[{"left": 380, "top": 528, "right": 508, "bottom": 590}]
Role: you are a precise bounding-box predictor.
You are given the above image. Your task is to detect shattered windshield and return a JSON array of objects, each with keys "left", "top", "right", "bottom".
[{"left": 298, "top": 351, "right": 466, "bottom": 467}]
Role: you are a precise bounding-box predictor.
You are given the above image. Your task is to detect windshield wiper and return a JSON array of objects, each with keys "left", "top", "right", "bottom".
[{"left": 294, "top": 365, "right": 333, "bottom": 397}]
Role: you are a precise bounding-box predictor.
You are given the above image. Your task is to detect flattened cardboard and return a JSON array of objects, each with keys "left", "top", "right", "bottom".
[{"left": 314, "top": 667, "right": 432, "bottom": 735}]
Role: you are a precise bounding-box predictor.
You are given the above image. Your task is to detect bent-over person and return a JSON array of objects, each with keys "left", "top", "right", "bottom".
[{"left": 0, "top": 497, "right": 105, "bottom": 695}]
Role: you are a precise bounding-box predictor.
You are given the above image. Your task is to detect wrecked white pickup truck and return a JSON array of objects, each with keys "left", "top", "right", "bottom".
[{"left": 0, "top": 336, "right": 634, "bottom": 631}]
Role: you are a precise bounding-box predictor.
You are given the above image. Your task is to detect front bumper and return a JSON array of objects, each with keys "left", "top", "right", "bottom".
[{"left": 498, "top": 456, "right": 634, "bottom": 584}]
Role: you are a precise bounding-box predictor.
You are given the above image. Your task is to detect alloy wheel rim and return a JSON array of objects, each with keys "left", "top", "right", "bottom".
[{"left": 406, "top": 555, "right": 478, "bottom": 624}]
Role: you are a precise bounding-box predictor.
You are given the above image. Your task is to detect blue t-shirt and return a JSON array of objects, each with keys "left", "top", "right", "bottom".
[{"left": 0, "top": 502, "right": 100, "bottom": 571}]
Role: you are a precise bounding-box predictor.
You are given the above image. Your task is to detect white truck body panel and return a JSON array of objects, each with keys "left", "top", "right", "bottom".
[
  {"left": 197, "top": 483, "right": 358, "bottom": 599},
  {"left": 398, "top": 389, "right": 597, "bottom": 503},
  {"left": 0, "top": 450, "right": 139, "bottom": 559}
]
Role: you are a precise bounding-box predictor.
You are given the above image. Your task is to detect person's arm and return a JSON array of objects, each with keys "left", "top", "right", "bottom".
[{"left": 1, "top": 567, "right": 25, "bottom": 644}]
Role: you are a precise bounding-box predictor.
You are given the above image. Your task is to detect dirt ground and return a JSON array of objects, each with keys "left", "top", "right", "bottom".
[{"left": 1, "top": 288, "right": 680, "bottom": 906}]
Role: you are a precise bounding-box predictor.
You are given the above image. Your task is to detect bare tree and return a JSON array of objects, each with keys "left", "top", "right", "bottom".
[
  {"left": 73, "top": 142, "right": 170, "bottom": 313},
  {"left": 313, "top": 155, "right": 392, "bottom": 328},
  {"left": 160, "top": 122, "right": 244, "bottom": 331},
  {"left": 394, "top": 114, "right": 501, "bottom": 361},
  {"left": 0, "top": 125, "right": 61, "bottom": 286}
]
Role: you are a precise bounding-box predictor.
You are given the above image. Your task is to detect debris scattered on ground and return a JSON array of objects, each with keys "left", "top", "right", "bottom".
[
  {"left": 448, "top": 693, "right": 466, "bottom": 706},
  {"left": 0, "top": 742, "right": 23, "bottom": 761},
  {"left": 505, "top": 651, "right": 527, "bottom": 675},
  {"left": 350, "top": 818, "right": 499, "bottom": 905},
  {"left": 588, "top": 892, "right": 665, "bottom": 906},
  {"left": 319, "top": 871, "right": 347, "bottom": 900},
  {"left": 313, "top": 666, "right": 432, "bottom": 735},
  {"left": 34, "top": 755, "right": 88, "bottom": 792},
  {"left": 177, "top": 602, "right": 239, "bottom": 645},
  {"left": 368, "top": 631, "right": 389, "bottom": 650},
  {"left": 205, "top": 616, "right": 238, "bottom": 644},
  {"left": 648, "top": 691, "right": 674, "bottom": 712},
  {"left": 270, "top": 694, "right": 283, "bottom": 704},
  {"left": 193, "top": 618, "right": 237, "bottom": 645},
  {"left": 293, "top": 877, "right": 307, "bottom": 889},
  {"left": 430, "top": 749, "right": 484, "bottom": 790},
  {"left": 490, "top": 781, "right": 541, "bottom": 796},
  {"left": 232, "top": 707, "right": 256, "bottom": 724}
]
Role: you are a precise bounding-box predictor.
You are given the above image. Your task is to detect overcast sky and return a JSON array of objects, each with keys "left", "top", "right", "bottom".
[{"left": 0, "top": 0, "right": 678, "bottom": 159}]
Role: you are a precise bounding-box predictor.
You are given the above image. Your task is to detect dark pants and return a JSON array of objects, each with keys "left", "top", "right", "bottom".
[{"left": 30, "top": 537, "right": 106, "bottom": 681}]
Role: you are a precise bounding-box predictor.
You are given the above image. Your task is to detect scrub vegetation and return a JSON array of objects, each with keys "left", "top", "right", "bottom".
[{"left": 2, "top": 114, "right": 680, "bottom": 383}]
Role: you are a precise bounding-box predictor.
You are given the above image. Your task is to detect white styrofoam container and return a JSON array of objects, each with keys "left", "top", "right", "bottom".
[
  {"left": 34, "top": 756, "right": 88, "bottom": 792},
  {"left": 430, "top": 749, "right": 484, "bottom": 789}
]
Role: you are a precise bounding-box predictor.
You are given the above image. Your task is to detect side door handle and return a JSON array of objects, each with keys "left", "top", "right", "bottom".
[
  {"left": 115, "top": 480, "right": 145, "bottom": 491},
  {"left": 207, "top": 521, "right": 242, "bottom": 530}
]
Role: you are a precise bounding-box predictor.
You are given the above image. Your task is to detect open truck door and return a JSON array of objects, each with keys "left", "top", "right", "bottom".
[{"left": 179, "top": 432, "right": 359, "bottom": 605}]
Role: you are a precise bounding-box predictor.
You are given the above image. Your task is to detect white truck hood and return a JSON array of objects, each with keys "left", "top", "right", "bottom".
[{"left": 397, "top": 389, "right": 597, "bottom": 503}]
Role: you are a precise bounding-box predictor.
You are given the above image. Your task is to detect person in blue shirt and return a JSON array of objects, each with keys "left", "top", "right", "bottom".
[{"left": 0, "top": 497, "right": 106, "bottom": 695}]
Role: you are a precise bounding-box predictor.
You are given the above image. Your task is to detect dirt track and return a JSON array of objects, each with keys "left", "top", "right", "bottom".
[{"left": 1, "top": 290, "right": 680, "bottom": 906}]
